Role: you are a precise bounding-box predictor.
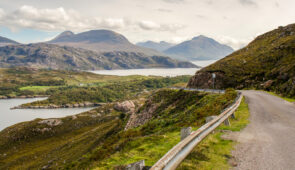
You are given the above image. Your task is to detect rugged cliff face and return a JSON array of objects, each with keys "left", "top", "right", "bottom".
[{"left": 187, "top": 23, "right": 295, "bottom": 97}]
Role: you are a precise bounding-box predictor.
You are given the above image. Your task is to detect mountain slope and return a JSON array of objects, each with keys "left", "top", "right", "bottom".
[
  {"left": 136, "top": 41, "right": 175, "bottom": 52},
  {"left": 0, "top": 36, "right": 19, "bottom": 47},
  {"left": 188, "top": 23, "right": 295, "bottom": 97},
  {"left": 164, "top": 35, "right": 234, "bottom": 61},
  {"left": 48, "top": 30, "right": 162, "bottom": 56},
  {"left": 0, "top": 43, "right": 197, "bottom": 70}
]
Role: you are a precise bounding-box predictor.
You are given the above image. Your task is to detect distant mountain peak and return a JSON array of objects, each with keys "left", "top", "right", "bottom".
[
  {"left": 136, "top": 41, "right": 175, "bottom": 52},
  {"left": 164, "top": 35, "right": 234, "bottom": 61}
]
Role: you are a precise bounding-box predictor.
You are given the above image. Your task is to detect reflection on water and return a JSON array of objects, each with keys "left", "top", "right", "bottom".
[
  {"left": 89, "top": 60, "right": 218, "bottom": 77},
  {"left": 1, "top": 98, "right": 93, "bottom": 131},
  {"left": 90, "top": 68, "right": 199, "bottom": 77}
]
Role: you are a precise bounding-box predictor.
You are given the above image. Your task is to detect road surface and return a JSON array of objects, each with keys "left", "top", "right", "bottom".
[{"left": 232, "top": 90, "right": 295, "bottom": 170}]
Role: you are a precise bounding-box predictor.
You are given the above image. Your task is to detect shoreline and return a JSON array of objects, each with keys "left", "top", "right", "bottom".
[
  {"left": 11, "top": 102, "right": 105, "bottom": 109},
  {"left": 0, "top": 95, "right": 49, "bottom": 100}
]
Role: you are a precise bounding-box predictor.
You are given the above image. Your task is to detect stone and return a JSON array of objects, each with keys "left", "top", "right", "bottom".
[
  {"left": 114, "top": 100, "right": 135, "bottom": 113},
  {"left": 263, "top": 80, "right": 274, "bottom": 89},
  {"left": 38, "top": 119, "right": 63, "bottom": 127},
  {"left": 126, "top": 160, "right": 145, "bottom": 170},
  {"left": 181, "top": 127, "right": 192, "bottom": 141},
  {"left": 206, "top": 116, "right": 218, "bottom": 123}
]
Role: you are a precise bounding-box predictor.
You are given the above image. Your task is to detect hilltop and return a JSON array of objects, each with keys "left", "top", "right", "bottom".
[
  {"left": 188, "top": 23, "right": 295, "bottom": 98},
  {"left": 48, "top": 30, "right": 162, "bottom": 56},
  {"left": 164, "top": 35, "right": 234, "bottom": 61}
]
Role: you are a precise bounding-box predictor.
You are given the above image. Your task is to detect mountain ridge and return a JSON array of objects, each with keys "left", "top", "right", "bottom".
[
  {"left": 0, "top": 43, "right": 197, "bottom": 70},
  {"left": 164, "top": 35, "right": 234, "bottom": 61}
]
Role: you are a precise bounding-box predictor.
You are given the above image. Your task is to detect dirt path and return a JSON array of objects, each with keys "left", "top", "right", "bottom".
[{"left": 232, "top": 90, "right": 295, "bottom": 170}]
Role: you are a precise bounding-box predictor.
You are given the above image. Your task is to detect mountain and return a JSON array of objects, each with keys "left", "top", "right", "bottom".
[
  {"left": 187, "top": 23, "right": 295, "bottom": 97},
  {"left": 48, "top": 30, "right": 162, "bottom": 55},
  {"left": 136, "top": 41, "right": 175, "bottom": 52},
  {"left": 0, "top": 36, "right": 19, "bottom": 47},
  {"left": 164, "top": 35, "right": 234, "bottom": 61},
  {"left": 0, "top": 43, "right": 197, "bottom": 70}
]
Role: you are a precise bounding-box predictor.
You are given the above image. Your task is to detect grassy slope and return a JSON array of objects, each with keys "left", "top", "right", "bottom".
[
  {"left": 178, "top": 98, "right": 249, "bottom": 170},
  {"left": 188, "top": 23, "right": 295, "bottom": 98},
  {"left": 90, "top": 89, "right": 237, "bottom": 169},
  {"left": 0, "top": 89, "right": 237, "bottom": 169}
]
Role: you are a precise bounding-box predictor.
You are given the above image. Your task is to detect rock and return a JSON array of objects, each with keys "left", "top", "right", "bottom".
[
  {"left": 38, "top": 119, "right": 63, "bottom": 127},
  {"left": 126, "top": 160, "right": 145, "bottom": 170},
  {"left": 206, "top": 115, "right": 218, "bottom": 123},
  {"left": 181, "top": 127, "right": 192, "bottom": 140},
  {"left": 263, "top": 80, "right": 274, "bottom": 89},
  {"left": 72, "top": 115, "right": 77, "bottom": 120},
  {"left": 73, "top": 103, "right": 79, "bottom": 107},
  {"left": 114, "top": 100, "right": 135, "bottom": 113}
]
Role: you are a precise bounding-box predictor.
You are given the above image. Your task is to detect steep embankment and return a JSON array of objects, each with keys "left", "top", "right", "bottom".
[
  {"left": 188, "top": 23, "right": 295, "bottom": 97},
  {"left": 0, "top": 89, "right": 237, "bottom": 169},
  {"left": 0, "top": 43, "right": 197, "bottom": 70}
]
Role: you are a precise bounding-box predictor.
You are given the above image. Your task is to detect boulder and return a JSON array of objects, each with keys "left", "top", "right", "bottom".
[
  {"left": 114, "top": 100, "right": 135, "bottom": 113},
  {"left": 38, "top": 119, "right": 63, "bottom": 127},
  {"left": 263, "top": 80, "right": 274, "bottom": 89}
]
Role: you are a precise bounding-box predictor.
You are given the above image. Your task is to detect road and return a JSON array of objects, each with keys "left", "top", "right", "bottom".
[{"left": 232, "top": 90, "right": 295, "bottom": 170}]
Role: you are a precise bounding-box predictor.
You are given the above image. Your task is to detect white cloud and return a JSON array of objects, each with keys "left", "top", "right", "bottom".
[
  {"left": 0, "top": 8, "right": 5, "bottom": 19},
  {"left": 216, "top": 35, "right": 252, "bottom": 50},
  {"left": 0, "top": 5, "right": 182, "bottom": 34}
]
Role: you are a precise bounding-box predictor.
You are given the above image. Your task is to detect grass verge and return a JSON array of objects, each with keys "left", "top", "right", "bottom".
[
  {"left": 177, "top": 97, "right": 250, "bottom": 170},
  {"left": 266, "top": 91, "right": 295, "bottom": 103}
]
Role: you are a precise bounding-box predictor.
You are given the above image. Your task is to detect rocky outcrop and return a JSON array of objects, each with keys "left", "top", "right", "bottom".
[
  {"left": 38, "top": 119, "right": 63, "bottom": 127},
  {"left": 114, "top": 100, "right": 135, "bottom": 113},
  {"left": 187, "top": 71, "right": 231, "bottom": 89},
  {"left": 124, "top": 100, "right": 159, "bottom": 130}
]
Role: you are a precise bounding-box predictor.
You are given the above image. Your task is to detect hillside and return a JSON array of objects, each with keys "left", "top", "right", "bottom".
[
  {"left": 0, "top": 88, "right": 237, "bottom": 169},
  {"left": 48, "top": 30, "right": 162, "bottom": 56},
  {"left": 0, "top": 36, "right": 19, "bottom": 47},
  {"left": 136, "top": 41, "right": 175, "bottom": 52},
  {"left": 188, "top": 23, "right": 295, "bottom": 97},
  {"left": 164, "top": 35, "right": 234, "bottom": 61},
  {"left": 0, "top": 43, "right": 197, "bottom": 70}
]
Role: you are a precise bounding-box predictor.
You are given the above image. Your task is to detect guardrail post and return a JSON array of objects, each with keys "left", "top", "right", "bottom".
[
  {"left": 181, "top": 127, "right": 192, "bottom": 141},
  {"left": 231, "top": 112, "right": 236, "bottom": 119},
  {"left": 224, "top": 118, "right": 230, "bottom": 126}
]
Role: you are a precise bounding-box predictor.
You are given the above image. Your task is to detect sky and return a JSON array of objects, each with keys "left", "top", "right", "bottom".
[{"left": 0, "top": 0, "right": 294, "bottom": 49}]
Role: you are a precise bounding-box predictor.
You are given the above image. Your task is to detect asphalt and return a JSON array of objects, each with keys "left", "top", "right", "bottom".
[{"left": 232, "top": 90, "right": 295, "bottom": 170}]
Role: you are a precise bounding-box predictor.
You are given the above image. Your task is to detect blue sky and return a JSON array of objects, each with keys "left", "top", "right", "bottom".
[
  {"left": 0, "top": 26, "right": 59, "bottom": 43},
  {"left": 0, "top": 0, "right": 295, "bottom": 49}
]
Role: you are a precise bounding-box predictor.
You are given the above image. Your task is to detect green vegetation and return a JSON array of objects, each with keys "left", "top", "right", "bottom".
[
  {"left": 266, "top": 91, "right": 295, "bottom": 103},
  {"left": 178, "top": 98, "right": 250, "bottom": 170},
  {"left": 0, "top": 89, "right": 237, "bottom": 169},
  {"left": 21, "top": 75, "right": 190, "bottom": 106},
  {"left": 188, "top": 23, "right": 295, "bottom": 98}
]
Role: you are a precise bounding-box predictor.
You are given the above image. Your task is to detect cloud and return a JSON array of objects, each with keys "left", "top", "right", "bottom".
[
  {"left": 162, "top": 0, "right": 185, "bottom": 3},
  {"left": 238, "top": 0, "right": 257, "bottom": 6},
  {"left": 0, "top": 5, "right": 181, "bottom": 33},
  {"left": 0, "top": 8, "right": 5, "bottom": 19},
  {"left": 216, "top": 35, "right": 252, "bottom": 50},
  {"left": 138, "top": 20, "right": 184, "bottom": 32},
  {"left": 157, "top": 8, "right": 173, "bottom": 13}
]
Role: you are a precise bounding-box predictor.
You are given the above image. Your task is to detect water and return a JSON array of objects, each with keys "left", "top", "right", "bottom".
[
  {"left": 89, "top": 60, "right": 217, "bottom": 77},
  {"left": 0, "top": 98, "right": 94, "bottom": 131},
  {"left": 90, "top": 68, "right": 199, "bottom": 77}
]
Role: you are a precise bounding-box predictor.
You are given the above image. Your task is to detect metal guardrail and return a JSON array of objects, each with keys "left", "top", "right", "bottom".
[
  {"left": 150, "top": 93, "right": 243, "bottom": 170},
  {"left": 170, "top": 87, "right": 225, "bottom": 94}
]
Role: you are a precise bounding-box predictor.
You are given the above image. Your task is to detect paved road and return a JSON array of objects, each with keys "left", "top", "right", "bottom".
[{"left": 232, "top": 90, "right": 295, "bottom": 170}]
